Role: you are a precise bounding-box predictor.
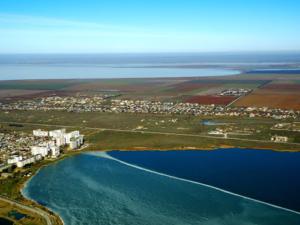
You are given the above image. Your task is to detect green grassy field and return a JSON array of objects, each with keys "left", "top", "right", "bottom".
[
  {"left": 0, "top": 110, "right": 299, "bottom": 151},
  {"left": 0, "top": 106, "right": 299, "bottom": 225}
]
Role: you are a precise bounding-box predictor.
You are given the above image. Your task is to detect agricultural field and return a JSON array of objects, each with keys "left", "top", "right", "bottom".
[
  {"left": 184, "top": 95, "right": 237, "bottom": 105},
  {"left": 0, "top": 89, "right": 48, "bottom": 99},
  {"left": 1, "top": 71, "right": 300, "bottom": 108},
  {"left": 235, "top": 80, "right": 300, "bottom": 110}
]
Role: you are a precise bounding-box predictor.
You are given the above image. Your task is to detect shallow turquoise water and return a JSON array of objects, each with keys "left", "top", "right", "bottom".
[{"left": 23, "top": 152, "right": 300, "bottom": 225}]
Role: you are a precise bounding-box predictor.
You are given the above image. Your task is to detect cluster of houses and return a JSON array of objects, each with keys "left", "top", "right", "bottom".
[
  {"left": 219, "top": 88, "right": 252, "bottom": 97},
  {"left": 5, "top": 129, "right": 83, "bottom": 168},
  {"left": 1, "top": 96, "right": 300, "bottom": 120},
  {"left": 0, "top": 132, "right": 37, "bottom": 164},
  {"left": 271, "top": 122, "right": 300, "bottom": 132}
]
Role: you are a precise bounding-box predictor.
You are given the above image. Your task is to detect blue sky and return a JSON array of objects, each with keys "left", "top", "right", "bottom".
[{"left": 0, "top": 0, "right": 299, "bottom": 53}]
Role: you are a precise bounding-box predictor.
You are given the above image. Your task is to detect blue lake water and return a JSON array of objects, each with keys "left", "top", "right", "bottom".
[
  {"left": 109, "top": 149, "right": 300, "bottom": 212},
  {"left": 0, "top": 218, "right": 13, "bottom": 225},
  {"left": 23, "top": 149, "right": 300, "bottom": 225},
  {"left": 2, "top": 52, "right": 300, "bottom": 80},
  {"left": 0, "top": 64, "right": 239, "bottom": 80},
  {"left": 247, "top": 69, "right": 300, "bottom": 74}
]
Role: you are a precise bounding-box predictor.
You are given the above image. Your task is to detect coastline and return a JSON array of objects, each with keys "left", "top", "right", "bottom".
[
  {"left": 87, "top": 143, "right": 300, "bottom": 153},
  {"left": 19, "top": 156, "right": 71, "bottom": 225},
  {"left": 15, "top": 146, "right": 300, "bottom": 225},
  {"left": 99, "top": 151, "right": 300, "bottom": 215}
]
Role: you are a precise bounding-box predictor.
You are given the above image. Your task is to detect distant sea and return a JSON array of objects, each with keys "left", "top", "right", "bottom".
[
  {"left": 0, "top": 65, "right": 239, "bottom": 80},
  {"left": 23, "top": 149, "right": 300, "bottom": 225},
  {"left": 1, "top": 52, "right": 300, "bottom": 80}
]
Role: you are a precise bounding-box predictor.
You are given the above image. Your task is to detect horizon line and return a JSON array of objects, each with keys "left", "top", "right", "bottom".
[{"left": 1, "top": 50, "right": 300, "bottom": 55}]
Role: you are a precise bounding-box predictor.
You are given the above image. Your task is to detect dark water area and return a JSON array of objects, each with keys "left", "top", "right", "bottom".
[
  {"left": 23, "top": 152, "right": 300, "bottom": 225},
  {"left": 201, "top": 120, "right": 230, "bottom": 126},
  {"left": 109, "top": 149, "right": 300, "bottom": 212},
  {"left": 247, "top": 69, "right": 300, "bottom": 74},
  {"left": 0, "top": 218, "right": 13, "bottom": 225},
  {"left": 8, "top": 211, "right": 26, "bottom": 220}
]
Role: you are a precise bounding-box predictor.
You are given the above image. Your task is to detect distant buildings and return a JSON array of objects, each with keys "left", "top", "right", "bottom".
[
  {"left": 271, "top": 135, "right": 288, "bottom": 143},
  {"left": 219, "top": 88, "right": 252, "bottom": 97},
  {"left": 33, "top": 128, "right": 84, "bottom": 152},
  {"left": 4, "top": 128, "right": 84, "bottom": 168},
  {"left": 0, "top": 127, "right": 85, "bottom": 175},
  {"left": 208, "top": 130, "right": 224, "bottom": 135},
  {"left": 2, "top": 96, "right": 299, "bottom": 120}
]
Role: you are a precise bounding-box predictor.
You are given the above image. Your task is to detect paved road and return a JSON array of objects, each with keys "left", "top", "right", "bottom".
[
  {"left": 1, "top": 121, "right": 300, "bottom": 147},
  {"left": 0, "top": 196, "right": 52, "bottom": 225}
]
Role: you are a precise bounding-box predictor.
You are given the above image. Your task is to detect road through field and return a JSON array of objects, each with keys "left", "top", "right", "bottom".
[
  {"left": 1, "top": 121, "right": 300, "bottom": 147},
  {"left": 0, "top": 196, "right": 52, "bottom": 225}
]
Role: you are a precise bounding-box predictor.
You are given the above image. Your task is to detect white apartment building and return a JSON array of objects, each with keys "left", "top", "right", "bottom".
[
  {"left": 50, "top": 145, "right": 60, "bottom": 158},
  {"left": 31, "top": 145, "right": 49, "bottom": 157},
  {"left": 7, "top": 155, "right": 23, "bottom": 164},
  {"left": 33, "top": 129, "right": 49, "bottom": 137},
  {"left": 55, "top": 136, "right": 66, "bottom": 147},
  {"left": 69, "top": 135, "right": 84, "bottom": 149},
  {"left": 29, "top": 129, "right": 83, "bottom": 162},
  {"left": 49, "top": 129, "right": 66, "bottom": 138},
  {"left": 16, "top": 155, "right": 42, "bottom": 168},
  {"left": 65, "top": 131, "right": 80, "bottom": 144}
]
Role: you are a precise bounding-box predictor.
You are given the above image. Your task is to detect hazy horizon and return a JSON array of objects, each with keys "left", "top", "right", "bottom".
[{"left": 1, "top": 52, "right": 300, "bottom": 64}]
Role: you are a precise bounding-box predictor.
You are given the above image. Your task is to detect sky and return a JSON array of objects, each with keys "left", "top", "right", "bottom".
[{"left": 0, "top": 0, "right": 300, "bottom": 53}]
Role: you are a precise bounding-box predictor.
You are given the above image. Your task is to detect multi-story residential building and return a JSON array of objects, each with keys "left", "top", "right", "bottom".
[{"left": 33, "top": 129, "right": 49, "bottom": 137}]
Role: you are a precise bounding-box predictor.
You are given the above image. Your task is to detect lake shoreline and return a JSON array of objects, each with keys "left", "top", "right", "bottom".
[
  {"left": 0, "top": 66, "right": 241, "bottom": 80},
  {"left": 24, "top": 149, "right": 299, "bottom": 224},
  {"left": 17, "top": 146, "right": 300, "bottom": 225}
]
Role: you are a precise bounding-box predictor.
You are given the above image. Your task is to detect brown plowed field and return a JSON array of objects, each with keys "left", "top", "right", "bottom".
[
  {"left": 185, "top": 95, "right": 237, "bottom": 105},
  {"left": 169, "top": 83, "right": 219, "bottom": 92},
  {"left": 235, "top": 92, "right": 300, "bottom": 110},
  {"left": 263, "top": 83, "right": 300, "bottom": 92},
  {"left": 235, "top": 81, "right": 300, "bottom": 110}
]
